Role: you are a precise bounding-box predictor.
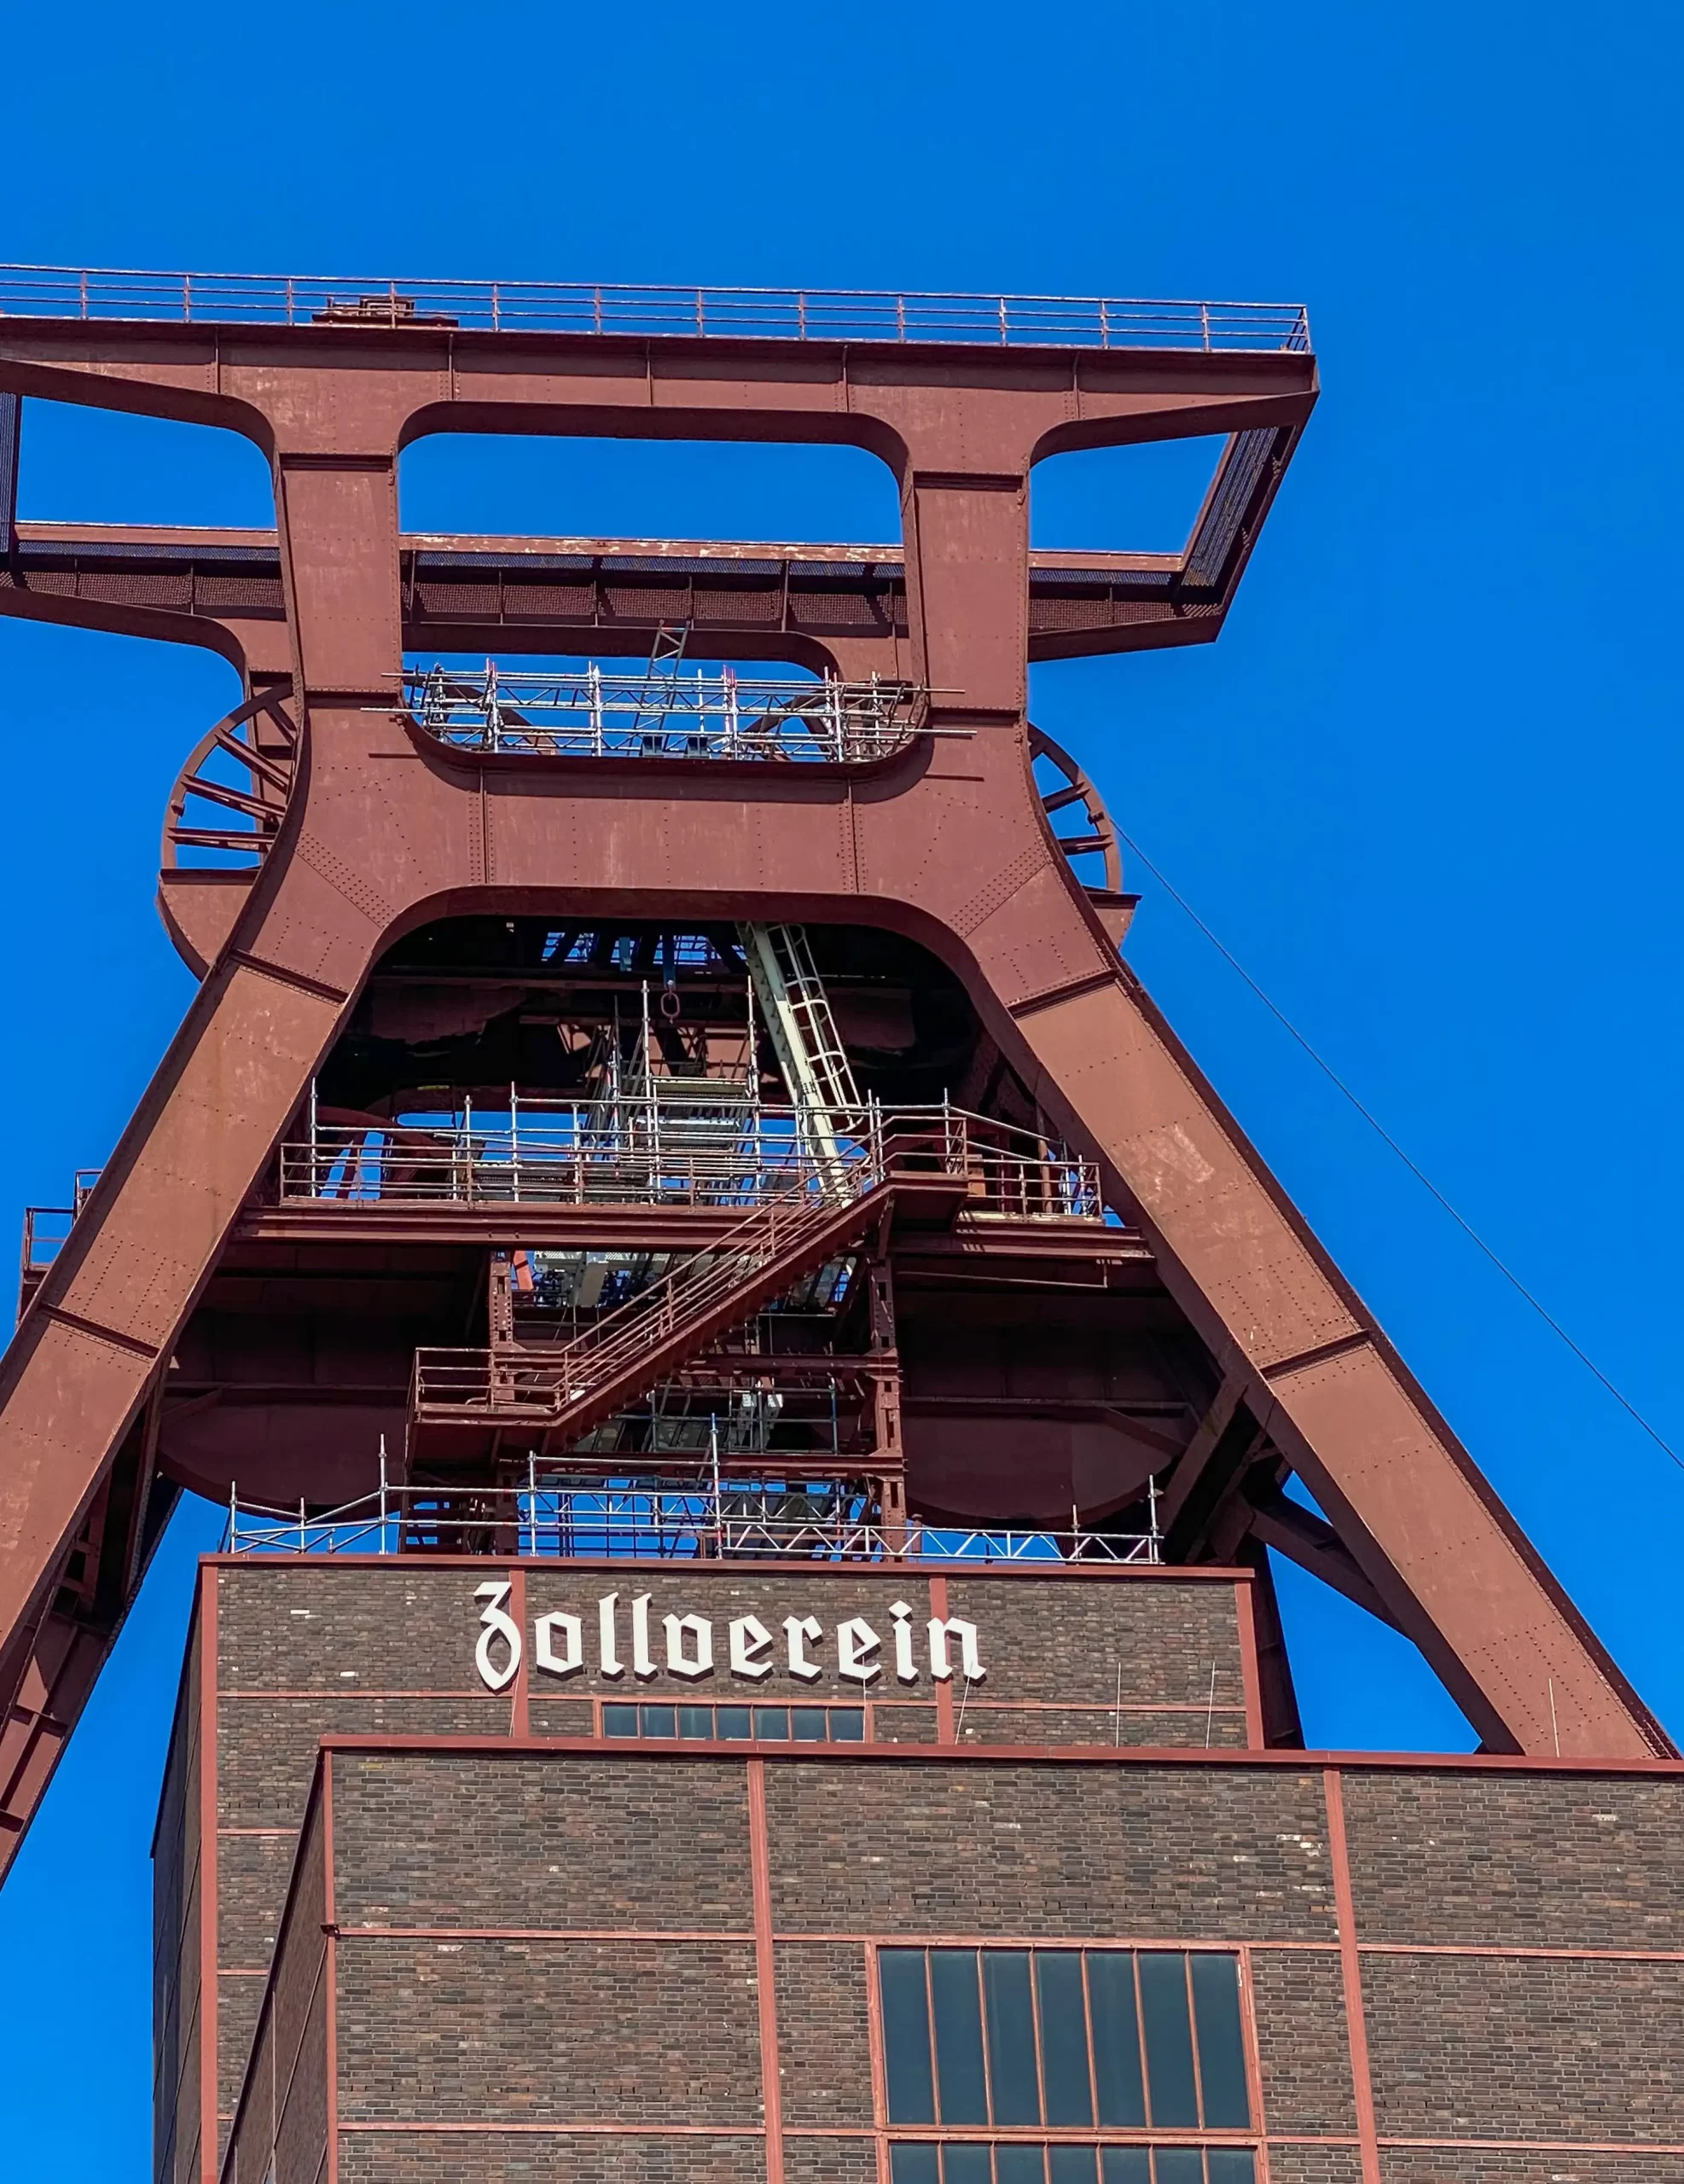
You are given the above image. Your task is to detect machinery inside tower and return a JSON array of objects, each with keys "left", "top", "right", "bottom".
[{"left": 151, "top": 911, "right": 1220, "bottom": 1563}]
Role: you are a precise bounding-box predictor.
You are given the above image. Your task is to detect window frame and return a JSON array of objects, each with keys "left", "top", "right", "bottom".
[
  {"left": 598, "top": 1697, "right": 868, "bottom": 1743},
  {"left": 886, "top": 2151, "right": 1258, "bottom": 2184},
  {"left": 866, "top": 1941, "right": 1263, "bottom": 2181}
]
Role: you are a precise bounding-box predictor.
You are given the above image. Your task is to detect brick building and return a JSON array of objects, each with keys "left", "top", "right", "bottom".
[{"left": 158, "top": 1555, "right": 1684, "bottom": 2184}]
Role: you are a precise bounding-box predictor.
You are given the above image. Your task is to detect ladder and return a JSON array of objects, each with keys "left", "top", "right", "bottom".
[
  {"left": 739, "top": 923, "right": 863, "bottom": 1193},
  {"left": 628, "top": 624, "right": 689, "bottom": 746}
]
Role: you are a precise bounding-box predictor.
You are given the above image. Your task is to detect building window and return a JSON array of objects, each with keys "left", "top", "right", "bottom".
[
  {"left": 879, "top": 1948, "right": 1251, "bottom": 2180},
  {"left": 888, "top": 2152, "right": 1253, "bottom": 2184},
  {"left": 601, "top": 1700, "right": 865, "bottom": 1742}
]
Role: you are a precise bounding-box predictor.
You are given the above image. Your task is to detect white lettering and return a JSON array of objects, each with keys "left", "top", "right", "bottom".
[
  {"left": 888, "top": 1599, "right": 918, "bottom": 1682},
  {"left": 928, "top": 1614, "right": 985, "bottom": 1683},
  {"left": 476, "top": 1591, "right": 989, "bottom": 1690},
  {"left": 729, "top": 1614, "right": 775, "bottom": 1680},
  {"left": 473, "top": 1581, "right": 522, "bottom": 1693},
  {"left": 630, "top": 1592, "right": 657, "bottom": 1679},
  {"left": 784, "top": 1613, "right": 823, "bottom": 1682},
  {"left": 598, "top": 1592, "right": 624, "bottom": 1677},
  {"left": 535, "top": 1611, "right": 583, "bottom": 1677},
  {"left": 665, "top": 1612, "right": 714, "bottom": 1680},
  {"left": 838, "top": 1616, "right": 882, "bottom": 1684}
]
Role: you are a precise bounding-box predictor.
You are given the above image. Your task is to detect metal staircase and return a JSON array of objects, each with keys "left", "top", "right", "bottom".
[{"left": 409, "top": 1172, "right": 894, "bottom": 1465}]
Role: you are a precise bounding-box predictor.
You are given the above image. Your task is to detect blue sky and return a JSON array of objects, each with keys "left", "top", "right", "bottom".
[{"left": 1, "top": 1, "right": 1680, "bottom": 2173}]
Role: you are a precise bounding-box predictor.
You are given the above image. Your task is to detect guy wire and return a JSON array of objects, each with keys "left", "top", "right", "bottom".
[{"left": 1115, "top": 823, "right": 1684, "bottom": 1478}]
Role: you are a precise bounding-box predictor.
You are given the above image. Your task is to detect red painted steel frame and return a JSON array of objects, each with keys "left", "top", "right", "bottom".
[
  {"left": 0, "top": 521, "right": 1227, "bottom": 682},
  {"left": 0, "top": 303, "right": 1667, "bottom": 1883}
]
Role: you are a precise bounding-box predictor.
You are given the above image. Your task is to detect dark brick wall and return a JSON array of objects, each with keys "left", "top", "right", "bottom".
[
  {"left": 782, "top": 2138, "right": 880, "bottom": 2184},
  {"left": 161, "top": 1847, "right": 201, "bottom": 2184},
  {"left": 199, "top": 1560, "right": 533, "bottom": 2184},
  {"left": 1265, "top": 2152, "right": 1365, "bottom": 2184},
  {"left": 1344, "top": 1769, "right": 1684, "bottom": 1949},
  {"left": 337, "top": 2136, "right": 764, "bottom": 2184},
  {"left": 169, "top": 1555, "right": 1251, "bottom": 2184},
  {"left": 338, "top": 1937, "right": 762, "bottom": 2124},
  {"left": 219, "top": 1693, "right": 506, "bottom": 1828},
  {"left": 952, "top": 1703, "right": 1248, "bottom": 1747},
  {"left": 218, "top": 1832, "right": 297, "bottom": 1967},
  {"left": 1249, "top": 1951, "right": 1356, "bottom": 2136},
  {"left": 275, "top": 1978, "right": 328, "bottom": 2184},
  {"left": 173, "top": 2008, "right": 201, "bottom": 2184},
  {"left": 153, "top": 1610, "right": 200, "bottom": 2184},
  {"left": 274, "top": 1792, "right": 329, "bottom": 2184},
  {"left": 1363, "top": 1952, "right": 1684, "bottom": 2143},
  {"left": 328, "top": 1751, "right": 752, "bottom": 1930},
  {"left": 941, "top": 1573, "right": 1246, "bottom": 1711},
  {"left": 874, "top": 1703, "right": 938, "bottom": 1742},
  {"left": 229, "top": 1996, "right": 270, "bottom": 2184},
  {"left": 525, "top": 1694, "right": 594, "bottom": 1738},
  {"left": 774, "top": 1943, "right": 875, "bottom": 2128},
  {"left": 216, "top": 1563, "right": 502, "bottom": 1696},
  {"left": 216, "top": 1978, "right": 264, "bottom": 2133},
  {"left": 222, "top": 1790, "right": 326, "bottom": 2184},
  {"left": 212, "top": 1744, "right": 1684, "bottom": 2184},
  {"left": 1380, "top": 2155, "right": 1684, "bottom": 2182},
  {"left": 764, "top": 1761, "right": 1335, "bottom": 1940}
]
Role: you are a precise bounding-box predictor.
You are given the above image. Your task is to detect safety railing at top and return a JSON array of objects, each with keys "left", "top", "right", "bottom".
[
  {"left": 222, "top": 1472, "right": 1162, "bottom": 1565},
  {"left": 18, "top": 1171, "right": 102, "bottom": 1283},
  {"left": 276, "top": 1099, "right": 1103, "bottom": 1222},
  {"left": 0, "top": 266, "right": 1310, "bottom": 353},
  {"left": 20, "top": 1206, "right": 74, "bottom": 1281},
  {"left": 400, "top": 665, "right": 938, "bottom": 764}
]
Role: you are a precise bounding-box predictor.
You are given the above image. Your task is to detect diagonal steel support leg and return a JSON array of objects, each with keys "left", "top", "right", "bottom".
[
  {"left": 0, "top": 938, "right": 364, "bottom": 1876},
  {"left": 994, "top": 942, "right": 1669, "bottom": 1760}
]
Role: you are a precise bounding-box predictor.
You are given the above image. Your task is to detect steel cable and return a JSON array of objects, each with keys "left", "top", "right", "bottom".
[{"left": 1115, "top": 824, "right": 1684, "bottom": 1477}]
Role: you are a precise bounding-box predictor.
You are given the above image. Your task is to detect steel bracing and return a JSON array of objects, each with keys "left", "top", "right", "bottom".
[{"left": 0, "top": 268, "right": 1668, "bottom": 1894}]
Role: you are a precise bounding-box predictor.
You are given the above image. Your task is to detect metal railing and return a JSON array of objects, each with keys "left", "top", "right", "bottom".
[
  {"left": 413, "top": 1182, "right": 872, "bottom": 1431},
  {"left": 277, "top": 1099, "right": 1103, "bottom": 1222},
  {"left": 403, "top": 664, "right": 933, "bottom": 764},
  {"left": 413, "top": 1362, "right": 866, "bottom": 1436},
  {"left": 0, "top": 265, "right": 1310, "bottom": 353},
  {"left": 20, "top": 1206, "right": 74, "bottom": 1279},
  {"left": 18, "top": 1172, "right": 102, "bottom": 1283},
  {"left": 222, "top": 1472, "right": 1162, "bottom": 1565},
  {"left": 572, "top": 1373, "right": 862, "bottom": 1461}
]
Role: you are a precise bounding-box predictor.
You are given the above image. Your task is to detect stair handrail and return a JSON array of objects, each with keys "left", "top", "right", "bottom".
[{"left": 546, "top": 1180, "right": 857, "bottom": 1394}]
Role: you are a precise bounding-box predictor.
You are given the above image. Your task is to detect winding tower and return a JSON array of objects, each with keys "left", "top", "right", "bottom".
[{"left": 0, "top": 266, "right": 1669, "bottom": 1889}]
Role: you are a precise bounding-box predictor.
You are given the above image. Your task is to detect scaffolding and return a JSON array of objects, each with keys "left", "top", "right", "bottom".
[
  {"left": 220, "top": 1467, "right": 1164, "bottom": 1565},
  {"left": 402, "top": 660, "right": 931, "bottom": 764}
]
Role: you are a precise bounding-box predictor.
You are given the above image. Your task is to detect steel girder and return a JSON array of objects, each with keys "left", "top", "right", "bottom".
[{"left": 0, "top": 312, "right": 1665, "bottom": 1883}]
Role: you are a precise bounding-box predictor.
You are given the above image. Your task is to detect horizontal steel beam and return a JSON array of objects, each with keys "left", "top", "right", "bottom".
[
  {"left": 0, "top": 522, "right": 1226, "bottom": 669},
  {"left": 231, "top": 1199, "right": 1149, "bottom": 1258}
]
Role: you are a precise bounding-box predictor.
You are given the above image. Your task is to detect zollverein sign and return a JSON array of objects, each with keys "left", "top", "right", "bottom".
[{"left": 473, "top": 1583, "right": 987, "bottom": 1694}]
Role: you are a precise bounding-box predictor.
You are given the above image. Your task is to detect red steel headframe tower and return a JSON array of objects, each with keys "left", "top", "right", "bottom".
[{"left": 0, "top": 268, "right": 1666, "bottom": 1879}]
